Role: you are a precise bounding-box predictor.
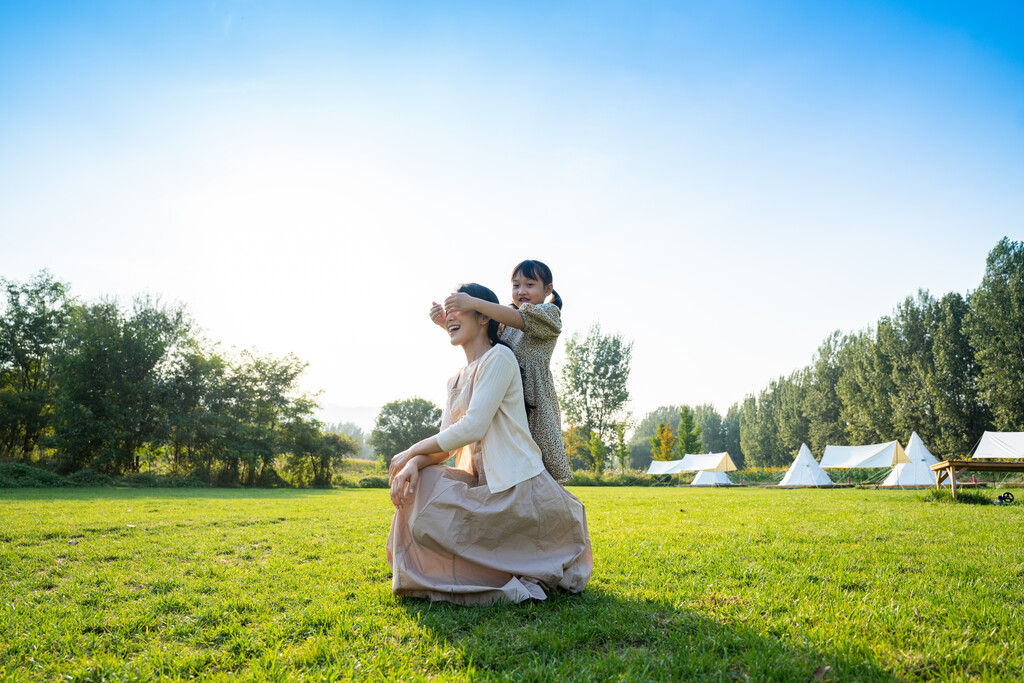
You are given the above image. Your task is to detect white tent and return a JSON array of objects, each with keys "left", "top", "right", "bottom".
[
  {"left": 820, "top": 440, "right": 909, "bottom": 468},
  {"left": 973, "top": 432, "right": 1024, "bottom": 459},
  {"left": 691, "top": 470, "right": 734, "bottom": 486},
  {"left": 881, "top": 432, "right": 939, "bottom": 487},
  {"left": 646, "top": 452, "right": 738, "bottom": 475},
  {"left": 778, "top": 443, "right": 834, "bottom": 487}
]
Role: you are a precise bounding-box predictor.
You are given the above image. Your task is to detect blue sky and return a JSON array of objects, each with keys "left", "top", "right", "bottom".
[{"left": 2, "top": 1, "right": 1022, "bottom": 430}]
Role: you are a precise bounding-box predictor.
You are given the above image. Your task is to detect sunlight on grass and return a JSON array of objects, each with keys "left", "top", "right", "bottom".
[{"left": 1, "top": 487, "right": 1021, "bottom": 681}]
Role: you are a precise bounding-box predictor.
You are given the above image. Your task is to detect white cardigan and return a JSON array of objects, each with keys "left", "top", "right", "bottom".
[{"left": 435, "top": 344, "right": 545, "bottom": 493}]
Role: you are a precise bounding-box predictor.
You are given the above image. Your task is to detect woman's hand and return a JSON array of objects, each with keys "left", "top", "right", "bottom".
[
  {"left": 429, "top": 302, "right": 445, "bottom": 328},
  {"left": 388, "top": 449, "right": 414, "bottom": 482},
  {"left": 443, "top": 292, "right": 477, "bottom": 314},
  {"left": 390, "top": 461, "right": 420, "bottom": 508}
]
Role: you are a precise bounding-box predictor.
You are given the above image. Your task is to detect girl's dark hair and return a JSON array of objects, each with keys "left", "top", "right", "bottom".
[
  {"left": 511, "top": 259, "right": 562, "bottom": 310},
  {"left": 456, "top": 282, "right": 534, "bottom": 415}
]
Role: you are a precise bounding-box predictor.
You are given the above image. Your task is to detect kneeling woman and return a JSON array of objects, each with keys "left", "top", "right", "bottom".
[{"left": 387, "top": 283, "right": 592, "bottom": 604}]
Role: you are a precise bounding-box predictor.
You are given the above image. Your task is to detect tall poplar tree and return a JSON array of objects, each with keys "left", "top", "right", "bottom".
[{"left": 966, "top": 237, "right": 1024, "bottom": 430}]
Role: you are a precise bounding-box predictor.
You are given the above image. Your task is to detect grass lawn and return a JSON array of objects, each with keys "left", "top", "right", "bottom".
[{"left": 1, "top": 486, "right": 1021, "bottom": 681}]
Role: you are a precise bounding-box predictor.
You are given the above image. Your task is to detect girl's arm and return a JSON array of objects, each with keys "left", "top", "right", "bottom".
[
  {"left": 429, "top": 301, "right": 446, "bottom": 329},
  {"left": 444, "top": 292, "right": 525, "bottom": 330}
]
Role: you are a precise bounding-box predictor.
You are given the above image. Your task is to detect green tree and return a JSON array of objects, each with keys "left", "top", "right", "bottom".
[
  {"left": 588, "top": 430, "right": 607, "bottom": 474},
  {"left": 885, "top": 292, "right": 939, "bottom": 443},
  {"left": 284, "top": 426, "right": 358, "bottom": 487},
  {"left": 675, "top": 405, "right": 703, "bottom": 456},
  {"left": 804, "top": 331, "right": 847, "bottom": 452},
  {"left": 628, "top": 405, "right": 682, "bottom": 469},
  {"left": 369, "top": 398, "right": 442, "bottom": 467},
  {"left": 225, "top": 350, "right": 316, "bottom": 486},
  {"left": 611, "top": 422, "right": 631, "bottom": 472},
  {"left": 328, "top": 421, "right": 373, "bottom": 459},
  {"left": 692, "top": 404, "right": 725, "bottom": 453},
  {"left": 966, "top": 237, "right": 1024, "bottom": 430},
  {"left": 162, "top": 340, "right": 232, "bottom": 477},
  {"left": 837, "top": 328, "right": 894, "bottom": 444},
  {"left": 649, "top": 422, "right": 678, "bottom": 461},
  {"left": 723, "top": 403, "right": 743, "bottom": 468},
  {"left": 49, "top": 296, "right": 189, "bottom": 474},
  {"left": 930, "top": 292, "right": 989, "bottom": 456},
  {"left": 0, "top": 270, "right": 71, "bottom": 460},
  {"left": 562, "top": 426, "right": 593, "bottom": 471},
  {"left": 775, "top": 370, "right": 810, "bottom": 457},
  {"left": 559, "top": 323, "right": 633, "bottom": 446}
]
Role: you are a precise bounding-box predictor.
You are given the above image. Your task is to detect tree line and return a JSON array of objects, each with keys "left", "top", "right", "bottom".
[
  {"left": 0, "top": 272, "right": 358, "bottom": 485},
  {"left": 629, "top": 237, "right": 1023, "bottom": 470},
  {"left": 8, "top": 237, "right": 1019, "bottom": 484}
]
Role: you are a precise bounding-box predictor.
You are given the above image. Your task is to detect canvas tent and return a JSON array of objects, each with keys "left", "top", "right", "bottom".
[
  {"left": 972, "top": 432, "right": 1024, "bottom": 459},
  {"left": 881, "top": 432, "right": 939, "bottom": 487},
  {"left": 646, "top": 452, "right": 738, "bottom": 475},
  {"left": 778, "top": 443, "right": 834, "bottom": 487},
  {"left": 820, "top": 440, "right": 908, "bottom": 468},
  {"left": 691, "top": 470, "right": 734, "bottom": 486}
]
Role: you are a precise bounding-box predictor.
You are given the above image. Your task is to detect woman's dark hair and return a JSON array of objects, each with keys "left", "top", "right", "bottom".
[
  {"left": 456, "top": 282, "right": 534, "bottom": 415},
  {"left": 511, "top": 259, "right": 562, "bottom": 310},
  {"left": 456, "top": 283, "right": 508, "bottom": 349}
]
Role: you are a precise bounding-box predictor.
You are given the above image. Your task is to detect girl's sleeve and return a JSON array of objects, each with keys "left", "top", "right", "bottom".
[
  {"left": 518, "top": 302, "right": 561, "bottom": 340},
  {"left": 435, "top": 351, "right": 517, "bottom": 452}
]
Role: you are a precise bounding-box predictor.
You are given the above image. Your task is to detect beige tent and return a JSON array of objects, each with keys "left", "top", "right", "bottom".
[
  {"left": 647, "top": 452, "right": 738, "bottom": 475},
  {"left": 820, "top": 440, "right": 908, "bottom": 469}
]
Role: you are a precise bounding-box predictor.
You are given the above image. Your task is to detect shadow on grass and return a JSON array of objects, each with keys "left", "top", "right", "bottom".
[{"left": 399, "top": 587, "right": 896, "bottom": 681}]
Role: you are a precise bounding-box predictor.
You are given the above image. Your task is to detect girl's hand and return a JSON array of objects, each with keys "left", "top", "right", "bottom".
[
  {"left": 388, "top": 449, "right": 414, "bottom": 481},
  {"left": 390, "top": 462, "right": 420, "bottom": 508},
  {"left": 443, "top": 292, "right": 476, "bottom": 314},
  {"left": 429, "top": 302, "right": 445, "bottom": 328}
]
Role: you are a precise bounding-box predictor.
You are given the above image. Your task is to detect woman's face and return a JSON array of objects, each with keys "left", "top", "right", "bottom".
[
  {"left": 511, "top": 272, "right": 552, "bottom": 307},
  {"left": 445, "top": 308, "right": 486, "bottom": 346}
]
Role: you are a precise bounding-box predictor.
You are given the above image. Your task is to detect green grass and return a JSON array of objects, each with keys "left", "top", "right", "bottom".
[{"left": 1, "top": 487, "right": 1022, "bottom": 681}]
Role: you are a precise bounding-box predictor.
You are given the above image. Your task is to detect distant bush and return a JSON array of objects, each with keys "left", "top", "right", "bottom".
[
  {"left": 256, "top": 467, "right": 290, "bottom": 488},
  {"left": 119, "top": 472, "right": 160, "bottom": 488},
  {"left": 65, "top": 470, "right": 115, "bottom": 487},
  {"left": 331, "top": 474, "right": 360, "bottom": 488},
  {"left": 917, "top": 488, "right": 993, "bottom": 505},
  {"left": 358, "top": 476, "right": 389, "bottom": 489},
  {"left": 0, "top": 463, "right": 66, "bottom": 488},
  {"left": 159, "top": 475, "right": 211, "bottom": 488},
  {"left": 565, "top": 471, "right": 676, "bottom": 486}
]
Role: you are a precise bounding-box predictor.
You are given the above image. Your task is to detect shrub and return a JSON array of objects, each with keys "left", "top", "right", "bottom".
[
  {"left": 64, "top": 470, "right": 115, "bottom": 487},
  {"left": 917, "top": 488, "right": 993, "bottom": 505},
  {"left": 331, "top": 474, "right": 360, "bottom": 488},
  {"left": 118, "top": 472, "right": 160, "bottom": 488},
  {"left": 160, "top": 475, "right": 211, "bottom": 488},
  {"left": 256, "top": 467, "right": 290, "bottom": 488},
  {"left": 358, "top": 476, "right": 389, "bottom": 489},
  {"left": 0, "top": 463, "right": 66, "bottom": 488}
]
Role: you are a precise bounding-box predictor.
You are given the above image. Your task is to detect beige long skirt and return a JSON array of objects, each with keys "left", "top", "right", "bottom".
[{"left": 386, "top": 465, "right": 593, "bottom": 605}]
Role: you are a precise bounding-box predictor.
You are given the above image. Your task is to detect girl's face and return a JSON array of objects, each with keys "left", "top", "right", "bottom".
[
  {"left": 445, "top": 308, "right": 486, "bottom": 346},
  {"left": 511, "top": 271, "right": 553, "bottom": 307}
]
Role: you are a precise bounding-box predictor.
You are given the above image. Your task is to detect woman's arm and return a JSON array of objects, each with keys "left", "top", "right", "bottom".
[
  {"left": 444, "top": 292, "right": 525, "bottom": 330},
  {"left": 389, "top": 437, "right": 450, "bottom": 507},
  {"left": 388, "top": 435, "right": 448, "bottom": 480}
]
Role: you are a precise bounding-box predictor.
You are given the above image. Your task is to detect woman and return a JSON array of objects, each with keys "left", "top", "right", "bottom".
[{"left": 387, "top": 283, "right": 592, "bottom": 604}]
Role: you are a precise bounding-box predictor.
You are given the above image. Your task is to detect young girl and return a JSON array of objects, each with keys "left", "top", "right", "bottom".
[{"left": 430, "top": 260, "right": 573, "bottom": 483}]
